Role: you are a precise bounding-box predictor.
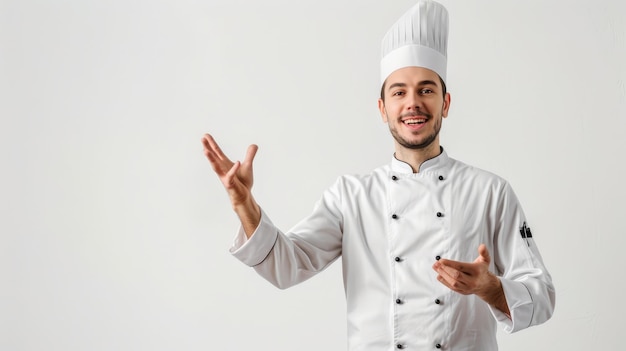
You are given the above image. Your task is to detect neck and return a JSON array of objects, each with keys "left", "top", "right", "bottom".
[{"left": 394, "top": 142, "right": 442, "bottom": 173}]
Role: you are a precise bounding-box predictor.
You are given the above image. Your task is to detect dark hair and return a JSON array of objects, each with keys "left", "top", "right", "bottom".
[{"left": 380, "top": 75, "right": 447, "bottom": 102}]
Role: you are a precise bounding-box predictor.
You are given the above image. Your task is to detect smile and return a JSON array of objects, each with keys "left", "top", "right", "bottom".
[{"left": 403, "top": 118, "right": 426, "bottom": 125}]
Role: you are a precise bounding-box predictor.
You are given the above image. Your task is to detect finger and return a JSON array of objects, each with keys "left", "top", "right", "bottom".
[
  {"left": 434, "top": 260, "right": 464, "bottom": 280},
  {"left": 437, "top": 274, "right": 471, "bottom": 295},
  {"left": 436, "top": 269, "right": 468, "bottom": 291},
  {"left": 441, "top": 264, "right": 465, "bottom": 280},
  {"left": 203, "top": 143, "right": 230, "bottom": 174},
  {"left": 436, "top": 274, "right": 454, "bottom": 289},
  {"left": 437, "top": 258, "right": 468, "bottom": 275},
  {"left": 206, "top": 155, "right": 230, "bottom": 177},
  {"left": 223, "top": 161, "right": 241, "bottom": 189},
  {"left": 204, "top": 146, "right": 218, "bottom": 165},
  {"left": 202, "top": 136, "right": 220, "bottom": 163},
  {"left": 201, "top": 134, "right": 214, "bottom": 153},
  {"left": 204, "top": 134, "right": 230, "bottom": 161}
]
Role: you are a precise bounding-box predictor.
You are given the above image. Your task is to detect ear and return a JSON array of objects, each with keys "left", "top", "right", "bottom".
[
  {"left": 442, "top": 92, "right": 451, "bottom": 118},
  {"left": 378, "top": 98, "right": 388, "bottom": 123}
]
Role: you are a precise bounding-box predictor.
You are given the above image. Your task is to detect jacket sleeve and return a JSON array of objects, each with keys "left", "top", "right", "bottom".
[
  {"left": 489, "top": 181, "right": 556, "bottom": 333},
  {"left": 229, "top": 178, "right": 344, "bottom": 289}
]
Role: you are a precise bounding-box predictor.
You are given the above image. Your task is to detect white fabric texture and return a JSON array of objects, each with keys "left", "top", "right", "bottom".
[{"left": 230, "top": 150, "right": 555, "bottom": 351}]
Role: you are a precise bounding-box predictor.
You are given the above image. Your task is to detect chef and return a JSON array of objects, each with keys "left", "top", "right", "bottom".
[{"left": 202, "top": 0, "right": 555, "bottom": 350}]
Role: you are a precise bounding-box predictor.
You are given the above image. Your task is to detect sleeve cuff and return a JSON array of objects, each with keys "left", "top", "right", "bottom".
[
  {"left": 490, "top": 278, "right": 534, "bottom": 333},
  {"left": 229, "top": 209, "right": 279, "bottom": 267}
]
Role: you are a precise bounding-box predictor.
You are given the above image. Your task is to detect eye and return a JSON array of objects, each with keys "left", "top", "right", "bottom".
[
  {"left": 392, "top": 90, "right": 405, "bottom": 96},
  {"left": 420, "top": 88, "right": 434, "bottom": 95}
]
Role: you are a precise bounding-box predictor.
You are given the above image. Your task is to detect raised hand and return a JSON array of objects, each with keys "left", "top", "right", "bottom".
[{"left": 202, "top": 133, "right": 261, "bottom": 236}]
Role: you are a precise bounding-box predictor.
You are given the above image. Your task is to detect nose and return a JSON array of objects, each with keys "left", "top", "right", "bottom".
[{"left": 407, "top": 93, "right": 422, "bottom": 111}]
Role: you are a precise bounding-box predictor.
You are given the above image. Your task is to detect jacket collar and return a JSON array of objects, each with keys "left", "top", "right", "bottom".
[{"left": 391, "top": 147, "right": 449, "bottom": 174}]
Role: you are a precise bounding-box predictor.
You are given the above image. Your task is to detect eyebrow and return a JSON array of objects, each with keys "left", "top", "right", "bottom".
[
  {"left": 387, "top": 80, "right": 439, "bottom": 91},
  {"left": 418, "top": 80, "right": 439, "bottom": 87}
]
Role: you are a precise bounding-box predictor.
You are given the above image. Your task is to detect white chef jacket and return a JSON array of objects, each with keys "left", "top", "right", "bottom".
[{"left": 230, "top": 150, "right": 555, "bottom": 351}]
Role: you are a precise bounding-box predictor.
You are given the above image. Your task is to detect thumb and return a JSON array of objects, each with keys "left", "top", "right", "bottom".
[
  {"left": 243, "top": 144, "right": 259, "bottom": 165},
  {"left": 476, "top": 243, "right": 491, "bottom": 264}
]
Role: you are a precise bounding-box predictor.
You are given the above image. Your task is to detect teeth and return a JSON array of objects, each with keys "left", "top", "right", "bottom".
[{"left": 404, "top": 118, "right": 426, "bottom": 125}]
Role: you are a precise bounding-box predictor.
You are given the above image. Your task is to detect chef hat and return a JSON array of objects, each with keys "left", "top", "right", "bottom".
[{"left": 380, "top": 0, "right": 449, "bottom": 86}]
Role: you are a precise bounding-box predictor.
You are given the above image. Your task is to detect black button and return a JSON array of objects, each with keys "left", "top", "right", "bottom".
[
  {"left": 436, "top": 212, "right": 443, "bottom": 217},
  {"left": 394, "top": 257, "right": 401, "bottom": 262},
  {"left": 392, "top": 175, "right": 398, "bottom": 181},
  {"left": 396, "top": 299, "right": 402, "bottom": 304},
  {"left": 435, "top": 299, "right": 441, "bottom": 304},
  {"left": 438, "top": 175, "right": 444, "bottom": 181},
  {"left": 397, "top": 344, "right": 404, "bottom": 349},
  {"left": 436, "top": 343, "right": 442, "bottom": 349},
  {"left": 392, "top": 214, "right": 398, "bottom": 219},
  {"left": 435, "top": 255, "right": 441, "bottom": 260}
]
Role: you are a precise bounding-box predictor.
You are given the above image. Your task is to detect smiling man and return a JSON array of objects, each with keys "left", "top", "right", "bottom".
[{"left": 202, "top": 1, "right": 555, "bottom": 350}]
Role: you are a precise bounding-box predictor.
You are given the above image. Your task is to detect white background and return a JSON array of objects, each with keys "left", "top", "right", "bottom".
[{"left": 1, "top": 0, "right": 625, "bottom": 350}]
